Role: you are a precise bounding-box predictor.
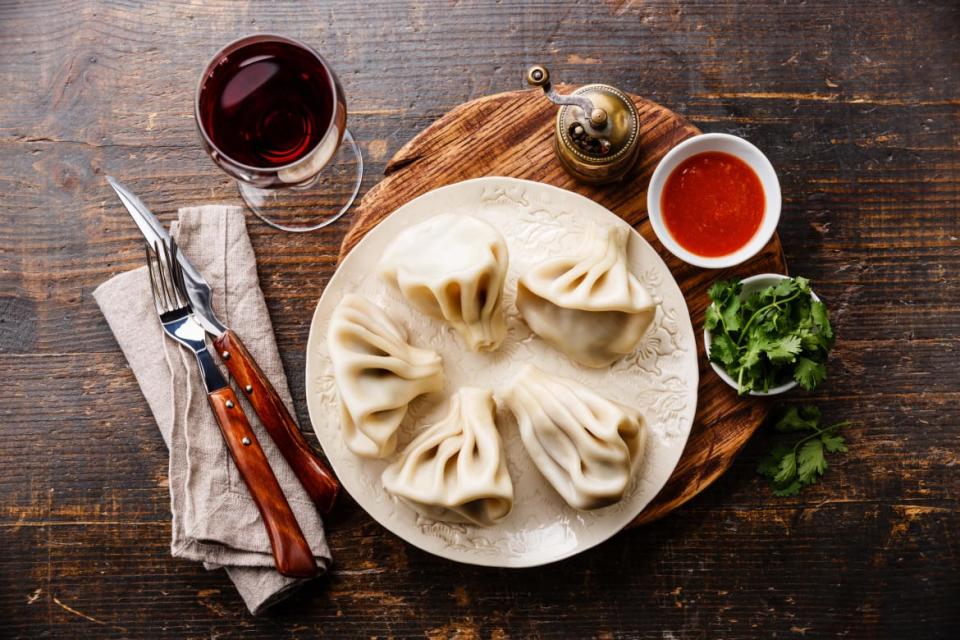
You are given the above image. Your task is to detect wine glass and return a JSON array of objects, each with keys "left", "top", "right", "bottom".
[{"left": 195, "top": 34, "right": 363, "bottom": 232}]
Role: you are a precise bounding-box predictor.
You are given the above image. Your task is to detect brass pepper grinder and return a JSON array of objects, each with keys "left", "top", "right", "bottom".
[{"left": 526, "top": 64, "right": 641, "bottom": 184}]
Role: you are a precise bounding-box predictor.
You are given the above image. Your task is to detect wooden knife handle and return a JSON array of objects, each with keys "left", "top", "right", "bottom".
[
  {"left": 213, "top": 330, "right": 340, "bottom": 514},
  {"left": 207, "top": 387, "right": 318, "bottom": 579}
]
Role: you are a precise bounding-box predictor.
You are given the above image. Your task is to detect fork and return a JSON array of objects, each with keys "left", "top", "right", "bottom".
[{"left": 146, "top": 240, "right": 318, "bottom": 579}]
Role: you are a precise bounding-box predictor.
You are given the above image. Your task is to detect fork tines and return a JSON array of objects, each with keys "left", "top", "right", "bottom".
[{"left": 145, "top": 239, "right": 189, "bottom": 317}]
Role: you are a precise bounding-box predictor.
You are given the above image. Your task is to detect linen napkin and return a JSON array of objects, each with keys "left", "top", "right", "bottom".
[{"left": 94, "top": 206, "right": 331, "bottom": 614}]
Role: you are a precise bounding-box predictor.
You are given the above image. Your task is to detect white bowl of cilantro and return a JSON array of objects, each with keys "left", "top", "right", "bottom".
[{"left": 703, "top": 274, "right": 833, "bottom": 396}]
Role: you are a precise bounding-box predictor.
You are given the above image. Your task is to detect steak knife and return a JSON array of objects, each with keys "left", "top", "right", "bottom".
[{"left": 108, "top": 177, "right": 340, "bottom": 514}]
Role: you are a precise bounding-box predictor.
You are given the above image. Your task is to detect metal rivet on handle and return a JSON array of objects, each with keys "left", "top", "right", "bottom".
[
  {"left": 241, "top": 437, "right": 251, "bottom": 446},
  {"left": 222, "top": 351, "right": 230, "bottom": 359},
  {"left": 244, "top": 385, "right": 253, "bottom": 394},
  {"left": 225, "top": 400, "right": 234, "bottom": 409}
]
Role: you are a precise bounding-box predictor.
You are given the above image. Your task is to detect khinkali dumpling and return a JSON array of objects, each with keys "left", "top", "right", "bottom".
[
  {"left": 382, "top": 387, "right": 513, "bottom": 526},
  {"left": 379, "top": 214, "right": 508, "bottom": 352},
  {"left": 328, "top": 294, "right": 444, "bottom": 459},
  {"left": 517, "top": 224, "right": 656, "bottom": 368},
  {"left": 503, "top": 365, "right": 645, "bottom": 510}
]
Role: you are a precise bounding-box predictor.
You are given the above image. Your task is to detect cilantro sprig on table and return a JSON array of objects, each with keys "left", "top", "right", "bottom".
[
  {"left": 705, "top": 277, "right": 834, "bottom": 395},
  {"left": 757, "top": 405, "right": 850, "bottom": 496}
]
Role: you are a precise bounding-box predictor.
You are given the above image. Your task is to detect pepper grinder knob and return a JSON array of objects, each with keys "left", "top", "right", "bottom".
[{"left": 526, "top": 65, "right": 550, "bottom": 89}]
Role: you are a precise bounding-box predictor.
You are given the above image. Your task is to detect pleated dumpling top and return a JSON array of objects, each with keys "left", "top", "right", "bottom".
[
  {"left": 328, "top": 294, "right": 444, "bottom": 459},
  {"left": 379, "top": 214, "right": 508, "bottom": 352},
  {"left": 517, "top": 224, "right": 656, "bottom": 367},
  {"left": 503, "top": 365, "right": 645, "bottom": 510},
  {"left": 382, "top": 387, "right": 514, "bottom": 526}
]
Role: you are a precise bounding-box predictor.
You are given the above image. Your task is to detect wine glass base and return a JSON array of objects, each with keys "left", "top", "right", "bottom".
[{"left": 237, "top": 129, "right": 363, "bottom": 233}]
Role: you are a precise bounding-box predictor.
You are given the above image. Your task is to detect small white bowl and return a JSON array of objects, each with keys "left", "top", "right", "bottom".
[
  {"left": 703, "top": 273, "right": 821, "bottom": 396},
  {"left": 647, "top": 133, "right": 781, "bottom": 269}
]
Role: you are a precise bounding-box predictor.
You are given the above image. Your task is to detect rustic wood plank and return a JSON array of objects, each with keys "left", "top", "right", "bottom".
[
  {"left": 1, "top": 352, "right": 957, "bottom": 636},
  {"left": 0, "top": 0, "right": 958, "bottom": 637},
  {"left": 1, "top": 354, "right": 957, "bottom": 637}
]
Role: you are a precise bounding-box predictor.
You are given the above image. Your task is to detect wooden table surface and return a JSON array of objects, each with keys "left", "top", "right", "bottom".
[{"left": 1, "top": 1, "right": 957, "bottom": 638}]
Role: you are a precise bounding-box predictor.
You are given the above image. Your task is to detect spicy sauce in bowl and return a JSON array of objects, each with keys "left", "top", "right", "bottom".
[
  {"left": 661, "top": 152, "right": 765, "bottom": 257},
  {"left": 646, "top": 133, "right": 781, "bottom": 269}
]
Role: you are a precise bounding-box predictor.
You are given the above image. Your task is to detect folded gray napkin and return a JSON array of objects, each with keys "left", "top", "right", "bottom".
[{"left": 94, "top": 206, "right": 331, "bottom": 614}]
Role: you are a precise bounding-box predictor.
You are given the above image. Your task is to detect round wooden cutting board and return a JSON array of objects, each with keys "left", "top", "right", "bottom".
[{"left": 339, "top": 86, "right": 785, "bottom": 526}]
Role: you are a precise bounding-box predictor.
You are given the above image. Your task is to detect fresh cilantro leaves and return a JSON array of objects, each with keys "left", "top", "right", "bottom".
[
  {"left": 757, "top": 405, "right": 850, "bottom": 496},
  {"left": 706, "top": 277, "right": 834, "bottom": 395},
  {"left": 708, "top": 280, "right": 845, "bottom": 495}
]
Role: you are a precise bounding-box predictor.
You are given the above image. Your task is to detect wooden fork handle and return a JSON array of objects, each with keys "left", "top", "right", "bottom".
[
  {"left": 213, "top": 330, "right": 340, "bottom": 514},
  {"left": 207, "top": 387, "right": 318, "bottom": 579}
]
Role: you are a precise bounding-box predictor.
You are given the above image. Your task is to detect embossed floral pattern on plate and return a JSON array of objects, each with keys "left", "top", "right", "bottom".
[{"left": 306, "top": 177, "right": 698, "bottom": 567}]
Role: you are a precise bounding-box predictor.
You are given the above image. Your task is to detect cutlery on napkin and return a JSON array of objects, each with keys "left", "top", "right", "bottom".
[
  {"left": 144, "top": 238, "right": 318, "bottom": 578},
  {"left": 108, "top": 177, "right": 340, "bottom": 514},
  {"left": 94, "top": 206, "right": 331, "bottom": 614}
]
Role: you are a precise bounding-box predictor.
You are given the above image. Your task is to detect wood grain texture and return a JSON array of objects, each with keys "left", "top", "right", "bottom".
[
  {"left": 0, "top": 0, "right": 958, "bottom": 638},
  {"left": 341, "top": 86, "right": 787, "bottom": 526},
  {"left": 214, "top": 330, "right": 340, "bottom": 514}
]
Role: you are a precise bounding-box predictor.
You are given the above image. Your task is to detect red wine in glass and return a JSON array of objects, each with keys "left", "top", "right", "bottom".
[{"left": 195, "top": 35, "right": 362, "bottom": 232}]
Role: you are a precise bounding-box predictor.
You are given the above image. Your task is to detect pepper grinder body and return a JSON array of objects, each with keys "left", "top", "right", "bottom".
[{"left": 527, "top": 65, "right": 641, "bottom": 184}]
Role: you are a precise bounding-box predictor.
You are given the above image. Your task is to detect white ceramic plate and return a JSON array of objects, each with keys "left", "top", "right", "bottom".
[{"left": 305, "top": 177, "right": 698, "bottom": 567}]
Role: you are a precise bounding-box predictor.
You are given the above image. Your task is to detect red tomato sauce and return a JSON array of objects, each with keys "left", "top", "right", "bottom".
[{"left": 661, "top": 151, "right": 765, "bottom": 257}]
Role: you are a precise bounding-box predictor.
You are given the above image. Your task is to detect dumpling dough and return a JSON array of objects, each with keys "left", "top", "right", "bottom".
[
  {"left": 328, "top": 294, "right": 444, "bottom": 459},
  {"left": 517, "top": 224, "right": 656, "bottom": 368},
  {"left": 379, "top": 214, "right": 508, "bottom": 352},
  {"left": 382, "top": 387, "right": 513, "bottom": 526},
  {"left": 503, "top": 364, "right": 645, "bottom": 510}
]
